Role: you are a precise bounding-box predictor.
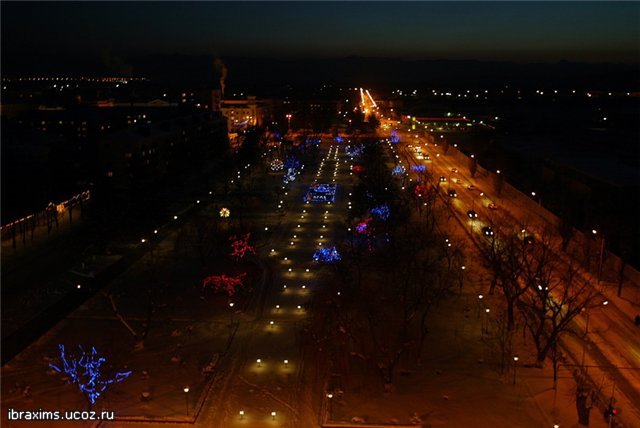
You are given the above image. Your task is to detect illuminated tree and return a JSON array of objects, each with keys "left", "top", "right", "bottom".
[
  {"left": 391, "top": 165, "right": 406, "bottom": 176},
  {"left": 312, "top": 246, "right": 341, "bottom": 263},
  {"left": 270, "top": 159, "right": 284, "bottom": 171},
  {"left": 49, "top": 344, "right": 131, "bottom": 407},
  {"left": 229, "top": 233, "right": 256, "bottom": 260},
  {"left": 202, "top": 273, "right": 247, "bottom": 297},
  {"left": 370, "top": 205, "right": 390, "bottom": 221}
]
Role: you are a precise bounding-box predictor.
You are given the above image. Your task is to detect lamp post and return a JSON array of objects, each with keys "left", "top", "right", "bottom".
[
  {"left": 531, "top": 191, "right": 541, "bottom": 206},
  {"left": 229, "top": 302, "right": 235, "bottom": 326},
  {"left": 484, "top": 307, "right": 491, "bottom": 337},
  {"left": 513, "top": 356, "right": 519, "bottom": 385},
  {"left": 326, "top": 392, "right": 334, "bottom": 420},
  {"left": 580, "top": 300, "right": 609, "bottom": 371},
  {"left": 592, "top": 229, "right": 605, "bottom": 283},
  {"left": 286, "top": 114, "right": 292, "bottom": 130},
  {"left": 183, "top": 386, "right": 190, "bottom": 416}
]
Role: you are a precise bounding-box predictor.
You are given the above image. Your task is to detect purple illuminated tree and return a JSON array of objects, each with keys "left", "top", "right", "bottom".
[
  {"left": 49, "top": 344, "right": 131, "bottom": 407},
  {"left": 229, "top": 233, "right": 256, "bottom": 260}
]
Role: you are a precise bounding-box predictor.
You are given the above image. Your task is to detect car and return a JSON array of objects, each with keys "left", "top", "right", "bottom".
[
  {"left": 467, "top": 184, "right": 476, "bottom": 191},
  {"left": 439, "top": 176, "right": 447, "bottom": 182},
  {"left": 451, "top": 168, "right": 459, "bottom": 173},
  {"left": 467, "top": 210, "right": 478, "bottom": 218},
  {"left": 482, "top": 226, "right": 494, "bottom": 237},
  {"left": 488, "top": 203, "right": 498, "bottom": 210},
  {"left": 448, "top": 189, "right": 457, "bottom": 198},
  {"left": 523, "top": 235, "right": 535, "bottom": 245}
]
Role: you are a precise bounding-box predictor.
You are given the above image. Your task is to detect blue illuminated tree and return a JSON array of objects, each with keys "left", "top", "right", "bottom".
[
  {"left": 312, "top": 246, "right": 341, "bottom": 263},
  {"left": 371, "top": 205, "right": 391, "bottom": 221},
  {"left": 283, "top": 168, "right": 297, "bottom": 183},
  {"left": 284, "top": 156, "right": 300, "bottom": 170},
  {"left": 49, "top": 344, "right": 132, "bottom": 406},
  {"left": 345, "top": 144, "right": 364, "bottom": 159},
  {"left": 392, "top": 165, "right": 406, "bottom": 176}
]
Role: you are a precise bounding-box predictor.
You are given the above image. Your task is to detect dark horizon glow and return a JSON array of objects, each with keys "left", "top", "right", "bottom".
[{"left": 2, "top": 1, "right": 639, "bottom": 63}]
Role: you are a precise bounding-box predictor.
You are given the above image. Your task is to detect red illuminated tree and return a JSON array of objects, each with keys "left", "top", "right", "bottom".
[
  {"left": 202, "top": 273, "right": 247, "bottom": 297},
  {"left": 229, "top": 233, "right": 256, "bottom": 260}
]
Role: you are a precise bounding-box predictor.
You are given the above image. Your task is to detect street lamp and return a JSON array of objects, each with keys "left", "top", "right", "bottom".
[
  {"left": 483, "top": 307, "right": 491, "bottom": 337},
  {"left": 531, "top": 191, "right": 541, "bottom": 206},
  {"left": 286, "top": 114, "right": 292, "bottom": 130},
  {"left": 239, "top": 410, "right": 245, "bottom": 420},
  {"left": 513, "top": 356, "right": 519, "bottom": 384},
  {"left": 591, "top": 229, "right": 605, "bottom": 283},
  {"left": 580, "top": 300, "right": 610, "bottom": 369},
  {"left": 326, "top": 392, "right": 334, "bottom": 420},
  {"left": 271, "top": 411, "right": 277, "bottom": 421},
  {"left": 183, "top": 386, "right": 190, "bottom": 416},
  {"left": 229, "top": 302, "right": 235, "bottom": 326}
]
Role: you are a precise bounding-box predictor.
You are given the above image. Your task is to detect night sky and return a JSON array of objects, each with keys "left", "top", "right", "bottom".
[{"left": 2, "top": 1, "right": 639, "bottom": 63}]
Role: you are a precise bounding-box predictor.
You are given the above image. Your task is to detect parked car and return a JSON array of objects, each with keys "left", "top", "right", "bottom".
[
  {"left": 467, "top": 185, "right": 476, "bottom": 191},
  {"left": 451, "top": 168, "right": 459, "bottom": 173}
]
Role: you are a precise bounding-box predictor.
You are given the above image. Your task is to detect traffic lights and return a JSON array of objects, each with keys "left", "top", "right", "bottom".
[{"left": 604, "top": 405, "right": 618, "bottom": 418}]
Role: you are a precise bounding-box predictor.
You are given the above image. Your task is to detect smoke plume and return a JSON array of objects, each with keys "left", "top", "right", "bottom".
[{"left": 213, "top": 58, "right": 228, "bottom": 96}]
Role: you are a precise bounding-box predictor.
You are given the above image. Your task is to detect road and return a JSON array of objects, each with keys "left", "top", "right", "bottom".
[{"left": 390, "top": 126, "right": 640, "bottom": 427}]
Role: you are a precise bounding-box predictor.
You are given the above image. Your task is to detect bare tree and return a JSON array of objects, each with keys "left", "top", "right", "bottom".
[
  {"left": 104, "top": 247, "right": 167, "bottom": 351},
  {"left": 517, "top": 233, "right": 601, "bottom": 383}
]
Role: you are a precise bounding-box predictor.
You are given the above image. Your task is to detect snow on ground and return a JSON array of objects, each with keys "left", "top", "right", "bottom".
[{"left": 1, "top": 205, "right": 259, "bottom": 427}]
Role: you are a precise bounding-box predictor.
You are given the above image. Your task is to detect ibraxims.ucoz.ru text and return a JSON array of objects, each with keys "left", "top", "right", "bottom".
[{"left": 7, "top": 408, "right": 115, "bottom": 421}]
